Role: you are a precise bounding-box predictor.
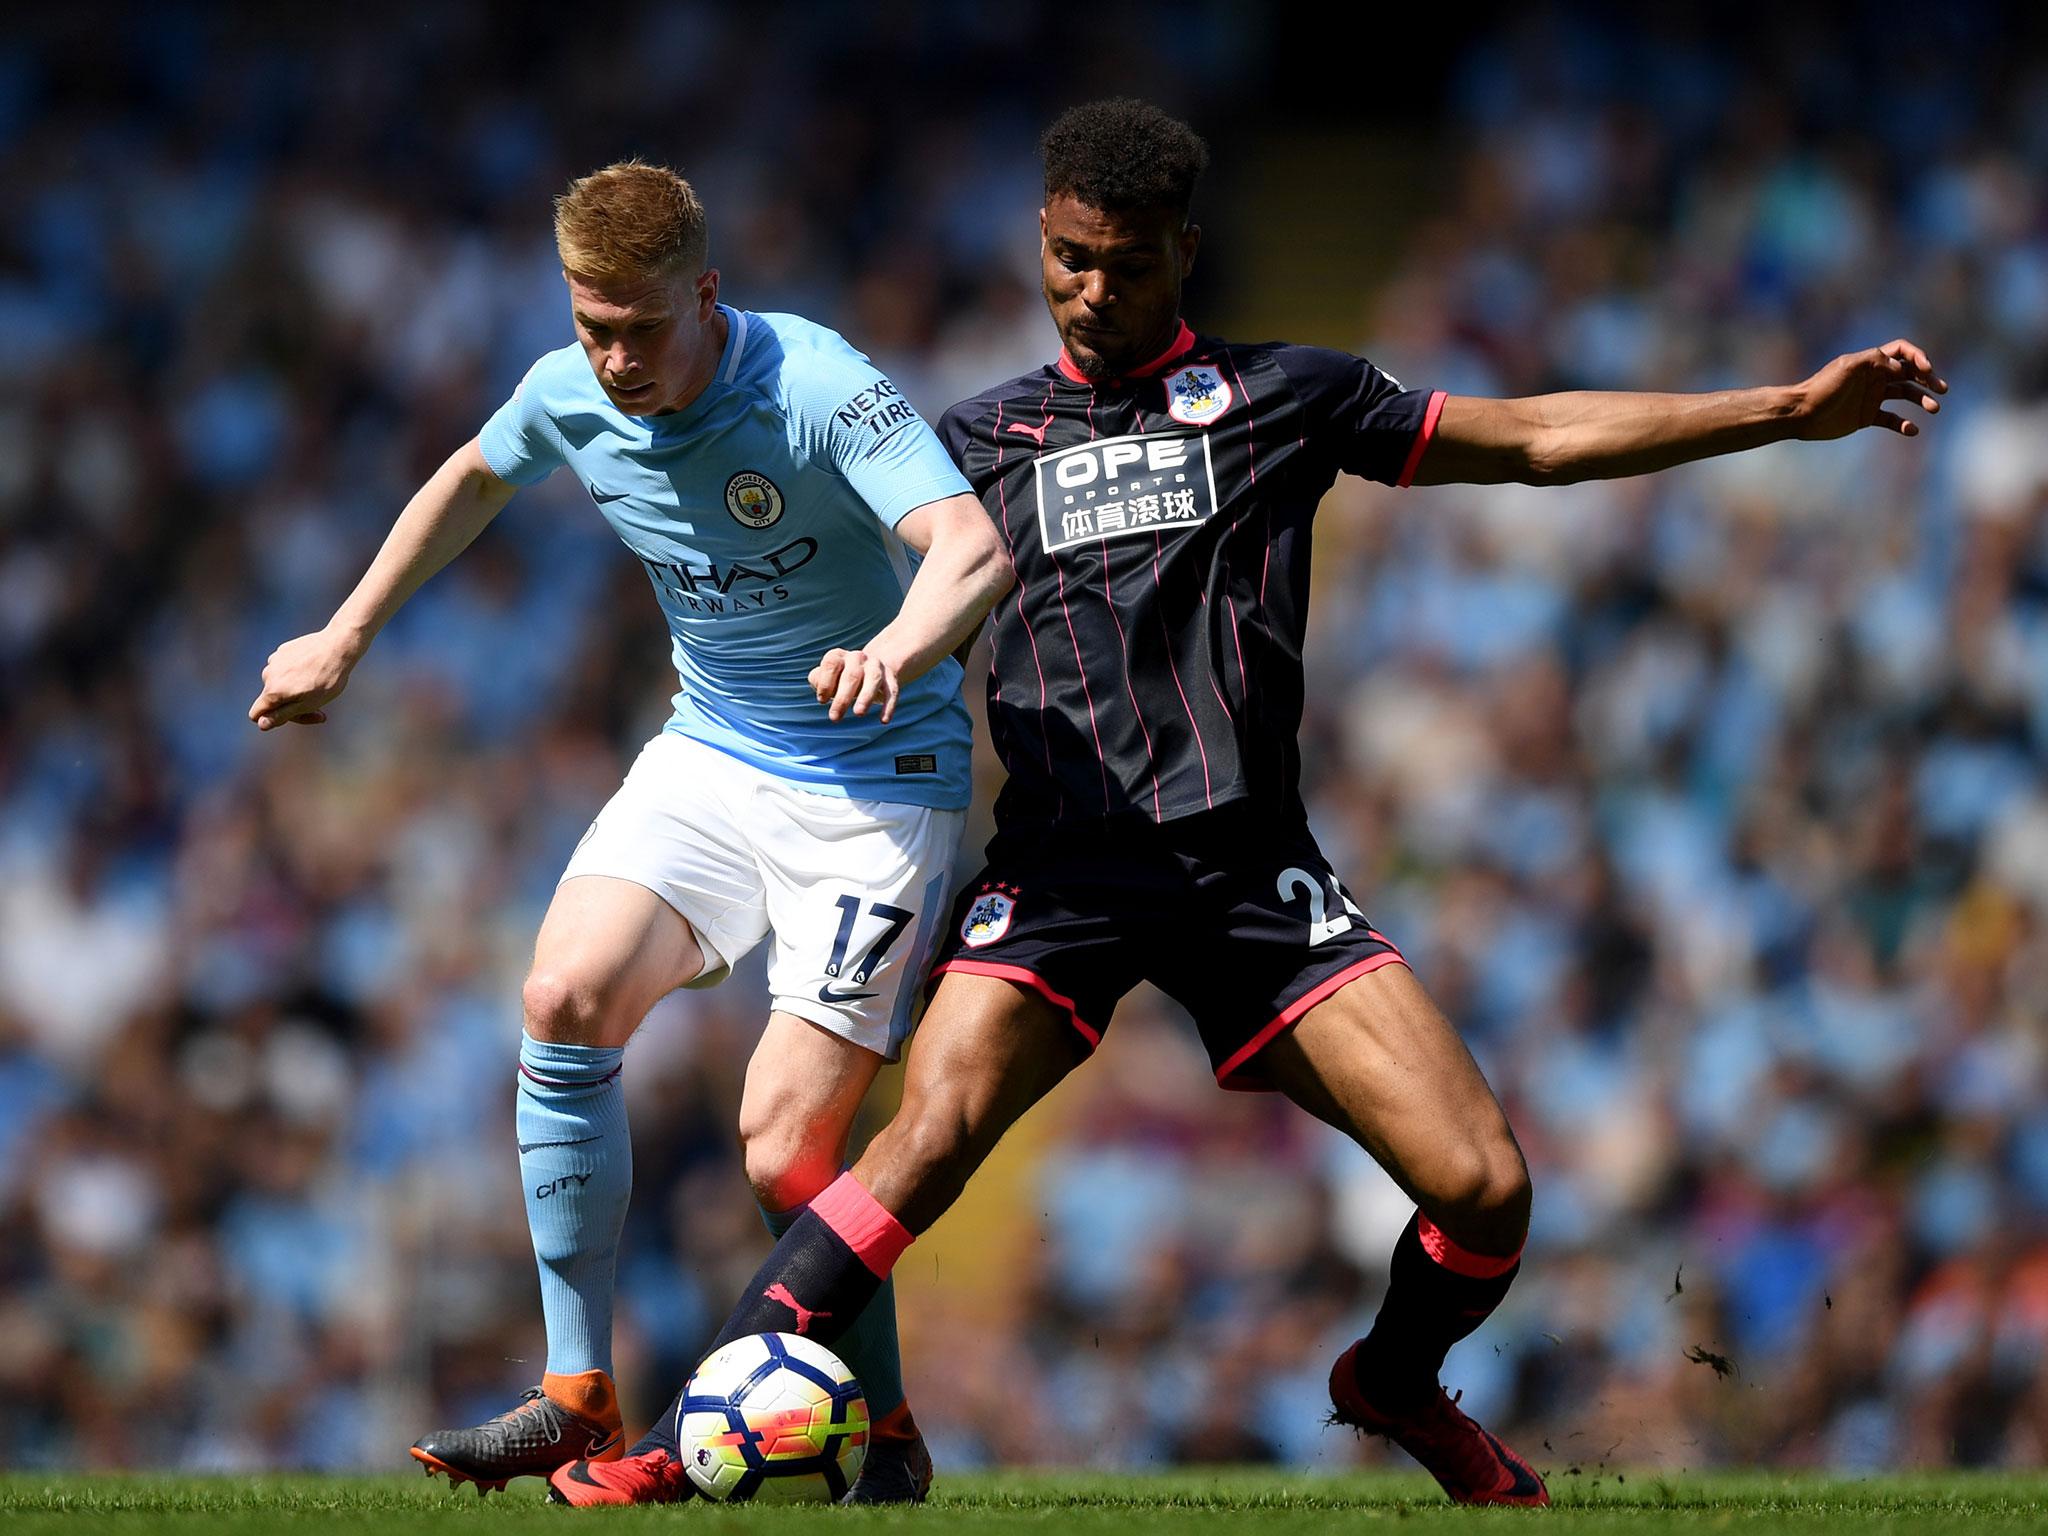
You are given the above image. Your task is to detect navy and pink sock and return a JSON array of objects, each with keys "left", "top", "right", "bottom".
[
  {"left": 636, "top": 1173, "right": 914, "bottom": 1456},
  {"left": 758, "top": 1187, "right": 909, "bottom": 1418},
  {"left": 1349, "top": 1211, "right": 1522, "bottom": 1412}
]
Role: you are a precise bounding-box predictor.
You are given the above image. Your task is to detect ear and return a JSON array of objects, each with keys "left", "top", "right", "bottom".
[
  {"left": 1179, "top": 223, "right": 1201, "bottom": 280},
  {"left": 1039, "top": 206, "right": 1049, "bottom": 250},
  {"left": 696, "top": 269, "right": 721, "bottom": 319}
]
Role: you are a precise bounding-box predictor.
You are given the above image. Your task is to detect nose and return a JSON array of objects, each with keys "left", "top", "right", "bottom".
[
  {"left": 1078, "top": 270, "right": 1113, "bottom": 310},
  {"left": 608, "top": 342, "right": 638, "bottom": 378}
]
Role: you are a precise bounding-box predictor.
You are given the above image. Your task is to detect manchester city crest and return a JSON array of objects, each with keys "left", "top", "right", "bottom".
[
  {"left": 1164, "top": 364, "right": 1232, "bottom": 426},
  {"left": 724, "top": 470, "right": 785, "bottom": 529},
  {"left": 961, "top": 887, "right": 1017, "bottom": 948}
]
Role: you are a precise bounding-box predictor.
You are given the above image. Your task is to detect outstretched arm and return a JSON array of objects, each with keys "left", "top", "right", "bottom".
[
  {"left": 811, "top": 493, "right": 1013, "bottom": 723},
  {"left": 248, "top": 436, "right": 518, "bottom": 729},
  {"left": 1411, "top": 339, "right": 1947, "bottom": 488}
]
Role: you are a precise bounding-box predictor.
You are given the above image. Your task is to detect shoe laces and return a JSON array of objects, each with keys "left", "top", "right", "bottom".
[{"left": 492, "top": 1387, "right": 564, "bottom": 1444}]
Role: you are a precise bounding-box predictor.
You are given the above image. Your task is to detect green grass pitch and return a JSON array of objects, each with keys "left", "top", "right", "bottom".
[{"left": 4, "top": 1471, "right": 2046, "bottom": 1533}]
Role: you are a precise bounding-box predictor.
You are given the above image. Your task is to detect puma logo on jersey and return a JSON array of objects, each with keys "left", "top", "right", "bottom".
[
  {"left": 764, "top": 1283, "right": 832, "bottom": 1335},
  {"left": 1008, "top": 420, "right": 1051, "bottom": 445}
]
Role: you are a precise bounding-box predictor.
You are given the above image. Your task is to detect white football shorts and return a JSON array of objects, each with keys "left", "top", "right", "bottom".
[{"left": 560, "top": 730, "right": 965, "bottom": 1059}]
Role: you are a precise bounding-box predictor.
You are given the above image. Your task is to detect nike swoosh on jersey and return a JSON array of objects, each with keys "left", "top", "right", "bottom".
[
  {"left": 517, "top": 1136, "right": 603, "bottom": 1153},
  {"left": 590, "top": 487, "right": 631, "bottom": 503}
]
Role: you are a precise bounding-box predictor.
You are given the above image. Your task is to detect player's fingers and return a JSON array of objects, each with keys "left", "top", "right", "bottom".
[
  {"left": 1882, "top": 337, "right": 1934, "bottom": 373},
  {"left": 1882, "top": 339, "right": 1949, "bottom": 392},
  {"left": 877, "top": 669, "right": 901, "bottom": 724},
  {"left": 811, "top": 652, "right": 845, "bottom": 703},
  {"left": 1882, "top": 381, "right": 1941, "bottom": 412},
  {"left": 292, "top": 710, "right": 328, "bottom": 726},
  {"left": 830, "top": 653, "right": 867, "bottom": 721},
  {"left": 852, "top": 663, "right": 886, "bottom": 717},
  {"left": 1870, "top": 410, "right": 1914, "bottom": 436}
]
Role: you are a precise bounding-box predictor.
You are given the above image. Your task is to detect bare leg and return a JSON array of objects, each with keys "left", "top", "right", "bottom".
[
  {"left": 630, "top": 970, "right": 1086, "bottom": 1457},
  {"left": 853, "top": 971, "right": 1089, "bottom": 1233},
  {"left": 1259, "top": 961, "right": 1542, "bottom": 1504},
  {"left": 1257, "top": 961, "right": 1530, "bottom": 1254},
  {"left": 522, "top": 874, "right": 709, "bottom": 1047},
  {"left": 515, "top": 876, "right": 706, "bottom": 1386},
  {"left": 736, "top": 1014, "right": 909, "bottom": 1414}
]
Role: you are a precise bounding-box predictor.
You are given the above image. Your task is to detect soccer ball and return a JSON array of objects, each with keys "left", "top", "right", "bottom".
[{"left": 674, "top": 1332, "right": 869, "bottom": 1502}]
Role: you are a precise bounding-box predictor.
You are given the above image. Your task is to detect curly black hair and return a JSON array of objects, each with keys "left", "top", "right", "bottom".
[{"left": 1041, "top": 99, "right": 1210, "bottom": 222}]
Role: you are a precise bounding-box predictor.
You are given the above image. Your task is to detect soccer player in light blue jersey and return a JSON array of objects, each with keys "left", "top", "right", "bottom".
[{"left": 248, "top": 162, "right": 1011, "bottom": 1503}]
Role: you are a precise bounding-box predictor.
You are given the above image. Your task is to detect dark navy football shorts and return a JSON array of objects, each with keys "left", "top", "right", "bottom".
[{"left": 926, "top": 801, "right": 1407, "bottom": 1089}]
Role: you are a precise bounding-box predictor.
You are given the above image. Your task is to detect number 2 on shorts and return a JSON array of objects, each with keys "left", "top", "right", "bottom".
[
  {"left": 825, "top": 895, "right": 916, "bottom": 984},
  {"left": 1277, "top": 865, "right": 1366, "bottom": 946}
]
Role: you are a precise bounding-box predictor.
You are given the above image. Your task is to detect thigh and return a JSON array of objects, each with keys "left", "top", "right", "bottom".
[
  {"left": 738, "top": 1011, "right": 890, "bottom": 1201},
  {"left": 857, "top": 969, "right": 1089, "bottom": 1234},
  {"left": 529, "top": 873, "right": 709, "bottom": 1044},
  {"left": 1148, "top": 812, "right": 1404, "bottom": 1087},
  {"left": 1256, "top": 962, "right": 1522, "bottom": 1217},
  {"left": 923, "top": 834, "right": 1155, "bottom": 1061},
  {"left": 560, "top": 732, "right": 772, "bottom": 985},
  {"left": 755, "top": 789, "right": 966, "bottom": 1062}
]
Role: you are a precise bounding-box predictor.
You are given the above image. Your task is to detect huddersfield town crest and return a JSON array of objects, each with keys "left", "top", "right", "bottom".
[
  {"left": 1164, "top": 364, "right": 1231, "bottom": 426},
  {"left": 961, "top": 888, "right": 1017, "bottom": 948},
  {"left": 724, "top": 471, "right": 785, "bottom": 529}
]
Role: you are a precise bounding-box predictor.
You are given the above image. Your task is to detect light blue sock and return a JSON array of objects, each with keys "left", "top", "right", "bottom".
[
  {"left": 761, "top": 1198, "right": 907, "bottom": 1416},
  {"left": 519, "top": 1034, "right": 630, "bottom": 1377}
]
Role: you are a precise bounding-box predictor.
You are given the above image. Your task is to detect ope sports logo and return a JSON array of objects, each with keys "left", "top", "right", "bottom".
[{"left": 1032, "top": 430, "right": 1219, "bottom": 554}]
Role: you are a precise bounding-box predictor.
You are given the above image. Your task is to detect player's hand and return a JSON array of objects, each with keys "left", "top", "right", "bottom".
[
  {"left": 810, "top": 647, "right": 901, "bottom": 723},
  {"left": 1795, "top": 340, "right": 1947, "bottom": 441},
  {"left": 248, "top": 629, "right": 361, "bottom": 730}
]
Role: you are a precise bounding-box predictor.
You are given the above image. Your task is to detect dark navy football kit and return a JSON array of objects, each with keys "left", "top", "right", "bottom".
[{"left": 926, "top": 323, "right": 1444, "bottom": 1083}]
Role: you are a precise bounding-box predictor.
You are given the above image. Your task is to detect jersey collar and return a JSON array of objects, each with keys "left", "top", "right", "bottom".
[
  {"left": 1055, "top": 320, "right": 1197, "bottom": 386},
  {"left": 647, "top": 305, "right": 742, "bottom": 433}
]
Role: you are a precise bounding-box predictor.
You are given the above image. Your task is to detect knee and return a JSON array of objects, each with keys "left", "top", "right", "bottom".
[
  {"left": 738, "top": 1108, "right": 842, "bottom": 1213},
  {"left": 1431, "top": 1134, "right": 1532, "bottom": 1248},
  {"left": 522, "top": 968, "right": 620, "bottom": 1047}
]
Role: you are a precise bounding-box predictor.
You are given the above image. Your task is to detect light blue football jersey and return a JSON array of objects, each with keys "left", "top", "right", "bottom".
[{"left": 479, "top": 307, "right": 974, "bottom": 809}]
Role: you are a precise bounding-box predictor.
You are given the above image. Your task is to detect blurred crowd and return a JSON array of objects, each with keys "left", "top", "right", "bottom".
[{"left": 4, "top": 1, "right": 2048, "bottom": 1479}]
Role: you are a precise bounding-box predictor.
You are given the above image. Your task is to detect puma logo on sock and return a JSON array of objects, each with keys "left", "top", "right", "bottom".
[{"left": 764, "top": 1282, "right": 832, "bottom": 1336}]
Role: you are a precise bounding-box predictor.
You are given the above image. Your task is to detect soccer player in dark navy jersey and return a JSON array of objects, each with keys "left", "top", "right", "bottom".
[{"left": 553, "top": 100, "right": 1947, "bottom": 1508}]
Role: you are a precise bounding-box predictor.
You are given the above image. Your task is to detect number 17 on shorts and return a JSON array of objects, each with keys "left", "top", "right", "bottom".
[
  {"left": 818, "top": 895, "right": 916, "bottom": 1004},
  {"left": 756, "top": 798, "right": 965, "bottom": 1062}
]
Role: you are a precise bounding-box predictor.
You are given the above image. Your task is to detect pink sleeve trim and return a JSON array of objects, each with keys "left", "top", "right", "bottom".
[
  {"left": 1417, "top": 1213, "right": 1522, "bottom": 1278},
  {"left": 1396, "top": 390, "right": 1448, "bottom": 489},
  {"left": 810, "top": 1172, "right": 915, "bottom": 1279}
]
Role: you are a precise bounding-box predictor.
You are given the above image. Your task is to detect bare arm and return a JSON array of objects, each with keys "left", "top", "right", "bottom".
[
  {"left": 1412, "top": 339, "right": 1948, "bottom": 487},
  {"left": 811, "top": 492, "right": 1014, "bottom": 723},
  {"left": 248, "top": 436, "right": 518, "bottom": 729}
]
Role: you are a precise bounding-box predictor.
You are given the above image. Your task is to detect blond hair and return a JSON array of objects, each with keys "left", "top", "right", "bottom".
[{"left": 553, "top": 160, "right": 708, "bottom": 284}]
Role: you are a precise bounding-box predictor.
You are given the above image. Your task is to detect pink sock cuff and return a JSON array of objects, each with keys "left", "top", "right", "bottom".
[
  {"left": 811, "top": 1172, "right": 914, "bottom": 1278},
  {"left": 1418, "top": 1214, "right": 1523, "bottom": 1279}
]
